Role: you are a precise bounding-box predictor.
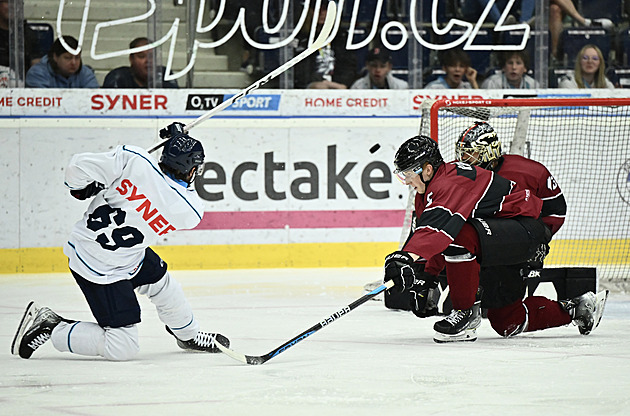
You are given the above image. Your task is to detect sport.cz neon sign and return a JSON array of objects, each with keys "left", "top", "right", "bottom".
[{"left": 54, "top": 0, "right": 530, "bottom": 81}]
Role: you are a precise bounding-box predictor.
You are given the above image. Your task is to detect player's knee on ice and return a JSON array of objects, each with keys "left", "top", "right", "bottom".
[{"left": 51, "top": 322, "right": 139, "bottom": 361}]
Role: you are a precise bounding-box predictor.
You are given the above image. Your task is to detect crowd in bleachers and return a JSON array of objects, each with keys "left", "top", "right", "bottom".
[
  {"left": 273, "top": 0, "right": 630, "bottom": 90},
  {"left": 1, "top": 0, "right": 629, "bottom": 89}
]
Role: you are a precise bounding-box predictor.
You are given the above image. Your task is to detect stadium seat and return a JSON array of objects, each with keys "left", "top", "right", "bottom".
[
  {"left": 619, "top": 28, "right": 630, "bottom": 66},
  {"left": 349, "top": 26, "right": 371, "bottom": 74},
  {"left": 607, "top": 67, "right": 630, "bottom": 88},
  {"left": 423, "top": 66, "right": 445, "bottom": 86},
  {"left": 384, "top": 27, "right": 410, "bottom": 75},
  {"left": 253, "top": 26, "right": 280, "bottom": 76},
  {"left": 342, "top": 0, "right": 388, "bottom": 23},
  {"left": 356, "top": 0, "right": 458, "bottom": 23},
  {"left": 559, "top": 27, "right": 612, "bottom": 67},
  {"left": 579, "top": 0, "right": 625, "bottom": 24},
  {"left": 548, "top": 68, "right": 574, "bottom": 88},
  {"left": 354, "top": 26, "right": 430, "bottom": 79},
  {"left": 27, "top": 22, "right": 54, "bottom": 58},
  {"left": 500, "top": 29, "right": 548, "bottom": 69}
]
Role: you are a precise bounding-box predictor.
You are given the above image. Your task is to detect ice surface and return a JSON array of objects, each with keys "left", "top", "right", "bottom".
[{"left": 1, "top": 269, "right": 629, "bottom": 415}]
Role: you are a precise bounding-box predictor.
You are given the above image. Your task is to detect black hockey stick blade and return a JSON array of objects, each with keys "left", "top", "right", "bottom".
[{"left": 215, "top": 280, "right": 395, "bottom": 365}]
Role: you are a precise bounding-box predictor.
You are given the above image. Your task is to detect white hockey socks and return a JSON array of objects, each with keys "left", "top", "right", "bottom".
[
  {"left": 136, "top": 272, "right": 199, "bottom": 341},
  {"left": 51, "top": 321, "right": 139, "bottom": 361}
]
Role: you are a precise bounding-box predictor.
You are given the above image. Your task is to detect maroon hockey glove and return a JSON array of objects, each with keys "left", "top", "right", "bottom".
[{"left": 70, "top": 181, "right": 104, "bottom": 200}]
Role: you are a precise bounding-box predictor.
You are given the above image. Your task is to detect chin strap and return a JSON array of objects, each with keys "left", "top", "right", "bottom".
[
  {"left": 419, "top": 163, "right": 436, "bottom": 186},
  {"left": 164, "top": 171, "right": 189, "bottom": 188}
]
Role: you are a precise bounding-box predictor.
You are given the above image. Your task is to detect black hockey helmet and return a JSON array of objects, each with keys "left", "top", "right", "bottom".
[
  {"left": 159, "top": 134, "right": 205, "bottom": 184},
  {"left": 456, "top": 121, "right": 502, "bottom": 169},
  {"left": 393, "top": 135, "right": 443, "bottom": 182}
]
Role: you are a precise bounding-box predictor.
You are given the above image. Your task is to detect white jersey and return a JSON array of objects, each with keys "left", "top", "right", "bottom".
[{"left": 63, "top": 145, "right": 204, "bottom": 284}]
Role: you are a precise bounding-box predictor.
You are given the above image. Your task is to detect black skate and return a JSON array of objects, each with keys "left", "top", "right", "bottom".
[
  {"left": 166, "top": 325, "right": 230, "bottom": 353},
  {"left": 12, "top": 302, "right": 66, "bottom": 359},
  {"left": 560, "top": 290, "right": 609, "bottom": 335},
  {"left": 433, "top": 300, "right": 482, "bottom": 343}
]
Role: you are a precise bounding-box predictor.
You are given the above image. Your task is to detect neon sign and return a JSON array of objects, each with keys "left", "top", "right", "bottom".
[{"left": 54, "top": 0, "right": 530, "bottom": 81}]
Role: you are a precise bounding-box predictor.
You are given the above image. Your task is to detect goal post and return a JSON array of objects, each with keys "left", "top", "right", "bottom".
[{"left": 418, "top": 98, "right": 630, "bottom": 290}]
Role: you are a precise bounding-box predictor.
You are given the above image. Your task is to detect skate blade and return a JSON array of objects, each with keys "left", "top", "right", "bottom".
[
  {"left": 433, "top": 328, "right": 478, "bottom": 344},
  {"left": 11, "top": 301, "right": 39, "bottom": 355},
  {"left": 592, "top": 290, "right": 609, "bottom": 331}
]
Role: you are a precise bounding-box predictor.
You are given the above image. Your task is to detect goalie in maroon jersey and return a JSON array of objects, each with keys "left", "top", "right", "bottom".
[
  {"left": 451, "top": 121, "right": 608, "bottom": 338},
  {"left": 384, "top": 134, "right": 550, "bottom": 342}
]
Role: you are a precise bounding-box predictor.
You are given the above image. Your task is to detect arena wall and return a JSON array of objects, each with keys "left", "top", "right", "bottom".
[{"left": 1, "top": 88, "right": 628, "bottom": 273}]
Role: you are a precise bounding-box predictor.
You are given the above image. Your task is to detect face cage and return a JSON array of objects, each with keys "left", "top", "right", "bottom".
[{"left": 455, "top": 141, "right": 501, "bottom": 166}]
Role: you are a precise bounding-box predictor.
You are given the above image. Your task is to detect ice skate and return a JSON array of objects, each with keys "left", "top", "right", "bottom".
[
  {"left": 12, "top": 303, "right": 67, "bottom": 359},
  {"left": 560, "top": 290, "right": 609, "bottom": 335},
  {"left": 433, "top": 301, "right": 481, "bottom": 343},
  {"left": 11, "top": 301, "right": 39, "bottom": 356},
  {"left": 166, "top": 325, "right": 230, "bottom": 353}
]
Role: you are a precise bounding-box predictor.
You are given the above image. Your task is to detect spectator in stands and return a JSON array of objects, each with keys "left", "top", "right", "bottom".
[
  {"left": 558, "top": 44, "right": 614, "bottom": 89},
  {"left": 482, "top": 50, "right": 538, "bottom": 89},
  {"left": 549, "top": 0, "right": 613, "bottom": 62},
  {"left": 0, "top": 0, "right": 42, "bottom": 87},
  {"left": 103, "top": 37, "right": 178, "bottom": 88},
  {"left": 350, "top": 47, "right": 408, "bottom": 89},
  {"left": 26, "top": 35, "right": 98, "bottom": 88},
  {"left": 293, "top": 1, "right": 357, "bottom": 89},
  {"left": 425, "top": 48, "right": 478, "bottom": 89}
]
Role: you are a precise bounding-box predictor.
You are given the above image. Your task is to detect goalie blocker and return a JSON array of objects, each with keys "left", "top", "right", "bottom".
[{"left": 385, "top": 216, "right": 595, "bottom": 314}]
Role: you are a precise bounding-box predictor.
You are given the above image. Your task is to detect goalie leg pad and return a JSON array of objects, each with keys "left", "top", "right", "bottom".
[{"left": 470, "top": 217, "right": 551, "bottom": 267}]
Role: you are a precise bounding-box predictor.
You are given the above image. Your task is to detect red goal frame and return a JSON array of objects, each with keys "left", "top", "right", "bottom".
[{"left": 428, "top": 97, "right": 630, "bottom": 138}]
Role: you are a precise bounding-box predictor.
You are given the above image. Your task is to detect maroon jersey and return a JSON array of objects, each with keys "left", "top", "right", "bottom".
[
  {"left": 404, "top": 161, "right": 542, "bottom": 261},
  {"left": 493, "top": 154, "right": 566, "bottom": 235}
]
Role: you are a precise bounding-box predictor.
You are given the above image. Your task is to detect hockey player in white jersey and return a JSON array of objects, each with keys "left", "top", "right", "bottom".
[{"left": 11, "top": 122, "right": 229, "bottom": 361}]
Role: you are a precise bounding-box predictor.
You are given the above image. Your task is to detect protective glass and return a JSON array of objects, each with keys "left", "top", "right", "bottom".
[{"left": 394, "top": 165, "right": 423, "bottom": 183}]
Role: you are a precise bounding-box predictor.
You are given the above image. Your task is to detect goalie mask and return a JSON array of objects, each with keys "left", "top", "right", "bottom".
[
  {"left": 456, "top": 121, "right": 502, "bottom": 170},
  {"left": 160, "top": 134, "right": 205, "bottom": 185},
  {"left": 394, "top": 135, "right": 444, "bottom": 183}
]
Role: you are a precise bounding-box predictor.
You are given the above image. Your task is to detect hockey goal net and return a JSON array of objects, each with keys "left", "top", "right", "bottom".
[{"left": 417, "top": 98, "right": 630, "bottom": 291}]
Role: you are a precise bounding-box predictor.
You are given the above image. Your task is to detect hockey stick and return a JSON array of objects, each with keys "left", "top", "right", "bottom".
[
  {"left": 147, "top": 1, "right": 338, "bottom": 154},
  {"left": 215, "top": 280, "right": 395, "bottom": 365}
]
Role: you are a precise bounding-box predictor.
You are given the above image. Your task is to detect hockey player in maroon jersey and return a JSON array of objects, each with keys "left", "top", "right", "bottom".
[
  {"left": 384, "top": 135, "right": 550, "bottom": 342},
  {"left": 453, "top": 121, "right": 608, "bottom": 338},
  {"left": 456, "top": 121, "right": 566, "bottom": 234}
]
